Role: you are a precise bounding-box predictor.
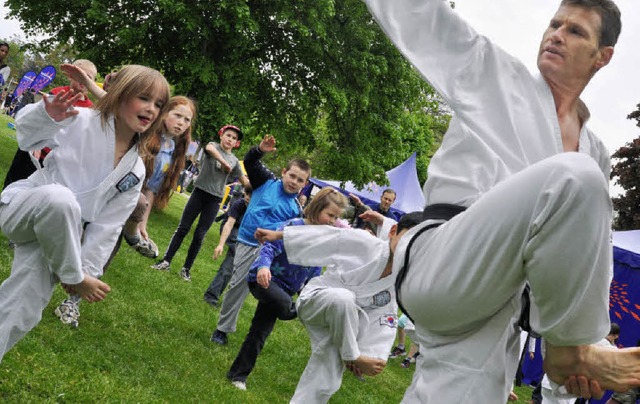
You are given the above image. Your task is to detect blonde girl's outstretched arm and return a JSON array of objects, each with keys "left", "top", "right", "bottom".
[{"left": 15, "top": 91, "right": 83, "bottom": 151}]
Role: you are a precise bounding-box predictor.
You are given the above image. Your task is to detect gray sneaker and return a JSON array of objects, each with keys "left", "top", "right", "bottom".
[
  {"left": 131, "top": 237, "right": 159, "bottom": 258},
  {"left": 152, "top": 260, "right": 171, "bottom": 271},
  {"left": 179, "top": 267, "right": 191, "bottom": 282},
  {"left": 54, "top": 298, "right": 80, "bottom": 328}
]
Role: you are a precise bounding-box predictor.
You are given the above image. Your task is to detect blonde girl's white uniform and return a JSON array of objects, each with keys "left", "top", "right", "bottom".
[
  {"left": 285, "top": 222, "right": 398, "bottom": 404},
  {"left": 0, "top": 101, "right": 145, "bottom": 360},
  {"left": 364, "top": 0, "right": 613, "bottom": 403}
]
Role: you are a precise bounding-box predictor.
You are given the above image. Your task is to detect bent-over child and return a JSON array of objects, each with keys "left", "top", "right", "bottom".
[
  {"left": 0, "top": 65, "right": 171, "bottom": 362},
  {"left": 226, "top": 188, "right": 348, "bottom": 390},
  {"left": 255, "top": 211, "right": 423, "bottom": 403}
]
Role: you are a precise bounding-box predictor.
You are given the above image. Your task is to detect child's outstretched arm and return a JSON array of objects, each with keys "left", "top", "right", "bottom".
[
  {"left": 255, "top": 228, "right": 283, "bottom": 243},
  {"left": 60, "top": 63, "right": 106, "bottom": 99},
  {"left": 243, "top": 135, "right": 278, "bottom": 190},
  {"left": 205, "top": 142, "right": 232, "bottom": 173}
]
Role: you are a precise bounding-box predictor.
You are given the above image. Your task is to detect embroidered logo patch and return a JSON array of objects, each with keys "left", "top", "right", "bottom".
[
  {"left": 116, "top": 172, "right": 140, "bottom": 193},
  {"left": 379, "top": 314, "right": 398, "bottom": 328},
  {"left": 372, "top": 290, "right": 391, "bottom": 307}
]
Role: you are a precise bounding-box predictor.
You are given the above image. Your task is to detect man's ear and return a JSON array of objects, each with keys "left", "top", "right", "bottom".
[
  {"left": 595, "top": 46, "right": 614, "bottom": 70},
  {"left": 281, "top": 168, "right": 287, "bottom": 177},
  {"left": 387, "top": 224, "right": 398, "bottom": 239}
]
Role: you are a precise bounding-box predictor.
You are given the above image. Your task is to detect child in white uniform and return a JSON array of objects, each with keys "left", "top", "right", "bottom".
[
  {"left": 256, "top": 211, "right": 423, "bottom": 403},
  {"left": 0, "top": 64, "right": 171, "bottom": 363}
]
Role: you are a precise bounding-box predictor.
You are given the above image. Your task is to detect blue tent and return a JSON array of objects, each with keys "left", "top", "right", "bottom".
[{"left": 308, "top": 152, "right": 425, "bottom": 217}]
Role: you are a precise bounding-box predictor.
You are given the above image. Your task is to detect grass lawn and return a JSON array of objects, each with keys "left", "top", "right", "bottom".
[{"left": 0, "top": 113, "right": 534, "bottom": 403}]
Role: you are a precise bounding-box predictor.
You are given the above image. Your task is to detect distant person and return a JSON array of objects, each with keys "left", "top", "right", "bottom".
[
  {"left": 349, "top": 188, "right": 397, "bottom": 235},
  {"left": 0, "top": 41, "right": 10, "bottom": 88}
]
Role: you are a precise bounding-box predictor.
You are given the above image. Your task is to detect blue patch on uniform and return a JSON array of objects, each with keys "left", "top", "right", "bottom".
[
  {"left": 116, "top": 172, "right": 140, "bottom": 192},
  {"left": 379, "top": 314, "right": 398, "bottom": 328},
  {"left": 372, "top": 290, "right": 391, "bottom": 307}
]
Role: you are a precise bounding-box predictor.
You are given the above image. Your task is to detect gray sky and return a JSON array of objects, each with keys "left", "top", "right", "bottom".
[{"left": 2, "top": 1, "right": 638, "bottom": 153}]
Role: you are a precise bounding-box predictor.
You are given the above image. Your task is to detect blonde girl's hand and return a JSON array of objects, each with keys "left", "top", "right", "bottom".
[
  {"left": 256, "top": 267, "right": 271, "bottom": 288},
  {"left": 258, "top": 134, "right": 277, "bottom": 153},
  {"left": 213, "top": 244, "right": 224, "bottom": 259},
  {"left": 43, "top": 90, "right": 83, "bottom": 122},
  {"left": 60, "top": 63, "right": 91, "bottom": 87}
]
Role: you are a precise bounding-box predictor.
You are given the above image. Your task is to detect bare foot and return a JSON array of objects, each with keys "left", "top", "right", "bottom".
[
  {"left": 72, "top": 275, "right": 111, "bottom": 303},
  {"left": 353, "top": 356, "right": 386, "bottom": 376},
  {"left": 545, "top": 343, "right": 640, "bottom": 393}
]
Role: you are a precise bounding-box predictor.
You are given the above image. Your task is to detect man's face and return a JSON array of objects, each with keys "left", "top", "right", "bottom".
[
  {"left": 281, "top": 165, "right": 309, "bottom": 195},
  {"left": 537, "top": 5, "right": 613, "bottom": 85},
  {"left": 380, "top": 191, "right": 396, "bottom": 212}
]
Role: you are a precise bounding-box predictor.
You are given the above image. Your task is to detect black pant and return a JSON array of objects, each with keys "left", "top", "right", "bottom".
[
  {"left": 227, "top": 281, "right": 296, "bottom": 382},
  {"left": 163, "top": 187, "right": 222, "bottom": 269}
]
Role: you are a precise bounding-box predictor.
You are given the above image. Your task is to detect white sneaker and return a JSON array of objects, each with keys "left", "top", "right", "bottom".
[
  {"left": 131, "top": 237, "right": 159, "bottom": 258},
  {"left": 179, "top": 267, "right": 191, "bottom": 282},
  {"left": 152, "top": 260, "right": 171, "bottom": 271},
  {"left": 231, "top": 380, "right": 246, "bottom": 391},
  {"left": 54, "top": 298, "right": 80, "bottom": 328}
]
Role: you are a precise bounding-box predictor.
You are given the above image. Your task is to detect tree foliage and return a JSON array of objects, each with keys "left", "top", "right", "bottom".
[
  {"left": 6, "top": 0, "right": 450, "bottom": 186},
  {"left": 611, "top": 103, "right": 640, "bottom": 230}
]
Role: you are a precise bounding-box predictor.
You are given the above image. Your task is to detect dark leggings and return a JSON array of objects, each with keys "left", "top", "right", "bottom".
[
  {"left": 227, "top": 281, "right": 297, "bottom": 382},
  {"left": 163, "top": 187, "right": 222, "bottom": 269}
]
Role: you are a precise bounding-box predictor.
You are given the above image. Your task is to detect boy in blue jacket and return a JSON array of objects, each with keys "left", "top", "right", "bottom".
[{"left": 211, "top": 134, "right": 310, "bottom": 345}]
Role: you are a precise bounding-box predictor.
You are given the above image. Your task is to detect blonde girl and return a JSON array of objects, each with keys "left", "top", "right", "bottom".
[
  {"left": 0, "top": 65, "right": 170, "bottom": 355},
  {"left": 226, "top": 188, "right": 348, "bottom": 390}
]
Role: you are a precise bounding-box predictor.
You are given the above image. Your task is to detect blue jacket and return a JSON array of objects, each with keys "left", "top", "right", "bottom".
[{"left": 236, "top": 146, "right": 301, "bottom": 247}]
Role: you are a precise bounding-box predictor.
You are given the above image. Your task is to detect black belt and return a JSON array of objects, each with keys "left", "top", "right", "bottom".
[{"left": 395, "top": 204, "right": 467, "bottom": 323}]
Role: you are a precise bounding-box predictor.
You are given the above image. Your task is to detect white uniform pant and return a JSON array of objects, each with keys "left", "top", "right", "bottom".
[
  {"left": 0, "top": 184, "right": 83, "bottom": 362},
  {"left": 396, "top": 153, "right": 612, "bottom": 403},
  {"left": 290, "top": 287, "right": 397, "bottom": 404}
]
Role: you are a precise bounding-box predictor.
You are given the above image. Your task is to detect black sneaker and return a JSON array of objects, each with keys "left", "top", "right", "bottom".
[
  {"left": 211, "top": 329, "right": 228, "bottom": 345},
  {"left": 203, "top": 295, "right": 219, "bottom": 307},
  {"left": 179, "top": 267, "right": 191, "bottom": 282},
  {"left": 389, "top": 345, "right": 407, "bottom": 358}
]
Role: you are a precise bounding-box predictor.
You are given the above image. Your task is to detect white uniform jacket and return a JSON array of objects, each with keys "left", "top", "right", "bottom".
[
  {"left": 3, "top": 100, "right": 145, "bottom": 278},
  {"left": 364, "top": 0, "right": 610, "bottom": 207},
  {"left": 284, "top": 225, "right": 396, "bottom": 310}
]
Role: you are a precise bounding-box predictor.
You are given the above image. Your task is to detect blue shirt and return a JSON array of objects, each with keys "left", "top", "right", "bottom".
[
  {"left": 146, "top": 135, "right": 175, "bottom": 194},
  {"left": 247, "top": 218, "right": 321, "bottom": 295}
]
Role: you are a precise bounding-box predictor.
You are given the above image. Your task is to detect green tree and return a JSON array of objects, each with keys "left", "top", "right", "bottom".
[
  {"left": 6, "top": 0, "right": 450, "bottom": 186},
  {"left": 611, "top": 103, "right": 640, "bottom": 230}
]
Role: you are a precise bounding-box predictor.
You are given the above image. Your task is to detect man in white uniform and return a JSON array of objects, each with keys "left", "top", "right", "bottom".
[{"left": 363, "top": 0, "right": 640, "bottom": 402}]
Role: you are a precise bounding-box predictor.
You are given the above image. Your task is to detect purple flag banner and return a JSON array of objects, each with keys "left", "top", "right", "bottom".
[
  {"left": 11, "top": 71, "right": 37, "bottom": 99},
  {"left": 29, "top": 65, "right": 57, "bottom": 93}
]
